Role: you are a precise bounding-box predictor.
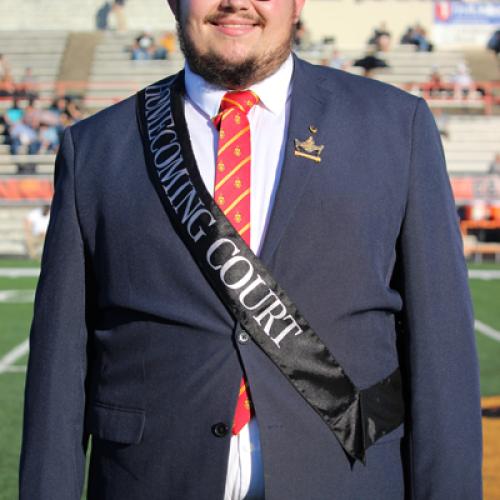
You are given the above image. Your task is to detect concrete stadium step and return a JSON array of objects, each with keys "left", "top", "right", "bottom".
[
  {"left": 0, "top": 165, "right": 54, "bottom": 175},
  {"left": 445, "top": 151, "right": 494, "bottom": 162},
  {"left": 89, "top": 68, "right": 181, "bottom": 77},
  {"left": 91, "top": 61, "right": 179, "bottom": 70},
  {"left": 0, "top": 165, "right": 17, "bottom": 174},
  {"left": 88, "top": 73, "right": 180, "bottom": 82},
  {"left": 446, "top": 143, "right": 500, "bottom": 152},
  {"left": 0, "top": 208, "right": 27, "bottom": 220},
  {"left": 0, "top": 31, "right": 68, "bottom": 95},
  {"left": 447, "top": 162, "right": 491, "bottom": 174},
  {"left": 0, "top": 242, "right": 26, "bottom": 256}
]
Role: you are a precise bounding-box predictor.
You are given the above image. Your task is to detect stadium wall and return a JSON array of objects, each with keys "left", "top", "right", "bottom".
[
  {"left": 0, "top": 0, "right": 493, "bottom": 49},
  {"left": 0, "top": 0, "right": 432, "bottom": 48},
  {"left": 302, "top": 0, "right": 432, "bottom": 48}
]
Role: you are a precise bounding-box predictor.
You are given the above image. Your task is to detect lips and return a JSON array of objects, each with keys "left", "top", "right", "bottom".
[{"left": 208, "top": 16, "right": 261, "bottom": 36}]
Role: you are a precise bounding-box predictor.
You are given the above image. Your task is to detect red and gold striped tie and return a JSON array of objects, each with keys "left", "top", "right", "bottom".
[{"left": 213, "top": 90, "right": 259, "bottom": 435}]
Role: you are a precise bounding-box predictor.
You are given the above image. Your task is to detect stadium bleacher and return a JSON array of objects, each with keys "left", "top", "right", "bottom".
[
  {"left": 85, "top": 31, "right": 184, "bottom": 110},
  {"left": 444, "top": 116, "right": 500, "bottom": 174},
  {"left": 0, "top": 31, "right": 67, "bottom": 108},
  {"left": 0, "top": 29, "right": 499, "bottom": 258}
]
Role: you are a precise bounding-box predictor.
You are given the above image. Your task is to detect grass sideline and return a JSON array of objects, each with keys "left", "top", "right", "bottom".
[{"left": 0, "top": 259, "right": 499, "bottom": 499}]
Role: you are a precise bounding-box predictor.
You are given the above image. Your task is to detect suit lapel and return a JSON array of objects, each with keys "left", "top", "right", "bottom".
[{"left": 259, "top": 57, "right": 331, "bottom": 265}]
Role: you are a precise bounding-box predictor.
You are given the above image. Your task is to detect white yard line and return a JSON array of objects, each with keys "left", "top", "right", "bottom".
[
  {"left": 0, "top": 268, "right": 40, "bottom": 278},
  {"left": 468, "top": 270, "right": 500, "bottom": 280},
  {"left": 0, "top": 290, "right": 36, "bottom": 303},
  {"left": 475, "top": 320, "right": 500, "bottom": 343},
  {"left": 0, "top": 339, "right": 29, "bottom": 374},
  {"left": 1, "top": 365, "right": 27, "bottom": 373}
]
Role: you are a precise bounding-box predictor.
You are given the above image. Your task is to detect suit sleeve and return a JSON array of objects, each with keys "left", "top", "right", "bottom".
[
  {"left": 19, "top": 128, "right": 90, "bottom": 499},
  {"left": 399, "top": 98, "right": 482, "bottom": 499}
]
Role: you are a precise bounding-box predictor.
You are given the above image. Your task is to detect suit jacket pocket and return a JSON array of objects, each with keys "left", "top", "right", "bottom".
[{"left": 86, "top": 400, "right": 145, "bottom": 445}]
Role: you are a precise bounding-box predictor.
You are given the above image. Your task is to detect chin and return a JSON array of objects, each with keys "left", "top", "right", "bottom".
[{"left": 209, "top": 43, "right": 256, "bottom": 65}]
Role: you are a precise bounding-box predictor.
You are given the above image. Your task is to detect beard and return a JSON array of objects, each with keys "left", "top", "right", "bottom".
[{"left": 177, "top": 20, "right": 294, "bottom": 89}]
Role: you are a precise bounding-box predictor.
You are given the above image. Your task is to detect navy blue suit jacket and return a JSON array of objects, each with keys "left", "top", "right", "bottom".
[{"left": 20, "top": 57, "right": 482, "bottom": 499}]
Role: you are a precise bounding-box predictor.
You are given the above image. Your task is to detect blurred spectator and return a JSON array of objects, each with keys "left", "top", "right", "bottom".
[
  {"left": 489, "top": 153, "right": 500, "bottom": 175},
  {"left": 452, "top": 62, "right": 476, "bottom": 99},
  {"left": 401, "top": 24, "right": 434, "bottom": 52},
  {"left": 293, "top": 19, "right": 311, "bottom": 50},
  {"left": 326, "top": 49, "right": 349, "bottom": 71},
  {"left": 400, "top": 26, "right": 414, "bottom": 46},
  {"left": 96, "top": 1, "right": 112, "bottom": 31},
  {"left": 0, "top": 73, "right": 15, "bottom": 97},
  {"left": 16, "top": 67, "right": 39, "bottom": 101},
  {"left": 4, "top": 100, "right": 23, "bottom": 126},
  {"left": 38, "top": 124, "right": 59, "bottom": 154},
  {"left": 131, "top": 31, "right": 167, "bottom": 60},
  {"left": 487, "top": 29, "right": 500, "bottom": 57},
  {"left": 428, "top": 66, "right": 446, "bottom": 97},
  {"left": 413, "top": 25, "right": 433, "bottom": 52},
  {"left": 0, "top": 54, "right": 11, "bottom": 80},
  {"left": 66, "top": 99, "right": 83, "bottom": 122},
  {"left": 112, "top": 0, "right": 126, "bottom": 32},
  {"left": 24, "top": 205, "right": 50, "bottom": 260},
  {"left": 368, "top": 22, "right": 391, "bottom": 52},
  {"left": 433, "top": 108, "right": 450, "bottom": 139},
  {"left": 1, "top": 94, "right": 82, "bottom": 157},
  {"left": 49, "top": 96, "right": 83, "bottom": 122},
  {"left": 158, "top": 32, "right": 177, "bottom": 55},
  {"left": 9, "top": 117, "right": 40, "bottom": 155},
  {"left": 353, "top": 49, "right": 389, "bottom": 78}
]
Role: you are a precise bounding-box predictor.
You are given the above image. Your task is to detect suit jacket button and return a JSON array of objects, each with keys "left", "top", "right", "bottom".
[
  {"left": 212, "top": 422, "right": 229, "bottom": 438},
  {"left": 238, "top": 331, "right": 250, "bottom": 344}
]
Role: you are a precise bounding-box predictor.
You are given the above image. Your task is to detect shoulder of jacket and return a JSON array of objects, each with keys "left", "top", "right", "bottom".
[{"left": 294, "top": 55, "right": 419, "bottom": 110}]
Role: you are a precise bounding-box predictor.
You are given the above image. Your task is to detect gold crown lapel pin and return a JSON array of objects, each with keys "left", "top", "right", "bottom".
[{"left": 294, "top": 125, "right": 324, "bottom": 164}]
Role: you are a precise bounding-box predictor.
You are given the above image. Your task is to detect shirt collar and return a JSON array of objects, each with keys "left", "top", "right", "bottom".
[{"left": 184, "top": 53, "right": 293, "bottom": 119}]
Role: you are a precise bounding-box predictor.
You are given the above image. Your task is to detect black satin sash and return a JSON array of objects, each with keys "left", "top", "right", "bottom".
[{"left": 135, "top": 74, "right": 404, "bottom": 464}]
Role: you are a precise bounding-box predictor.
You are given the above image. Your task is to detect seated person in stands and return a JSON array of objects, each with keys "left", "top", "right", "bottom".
[
  {"left": 487, "top": 29, "right": 500, "bottom": 56},
  {"left": 9, "top": 117, "right": 40, "bottom": 155},
  {"left": 49, "top": 96, "right": 83, "bottom": 125},
  {"left": 400, "top": 24, "right": 433, "bottom": 52},
  {"left": 368, "top": 22, "right": 391, "bottom": 52},
  {"left": 293, "top": 19, "right": 311, "bottom": 50},
  {"left": 50, "top": 96, "right": 71, "bottom": 118},
  {"left": 38, "top": 123, "right": 59, "bottom": 154},
  {"left": 4, "top": 100, "right": 24, "bottom": 125},
  {"left": 15, "top": 67, "right": 39, "bottom": 101},
  {"left": 326, "top": 49, "right": 349, "bottom": 71},
  {"left": 158, "top": 31, "right": 176, "bottom": 55},
  {"left": 428, "top": 66, "right": 446, "bottom": 97},
  {"left": 0, "top": 54, "right": 11, "bottom": 80},
  {"left": 131, "top": 31, "right": 167, "bottom": 60},
  {"left": 433, "top": 108, "right": 449, "bottom": 139},
  {"left": 24, "top": 205, "right": 50, "bottom": 260},
  {"left": 452, "top": 63, "right": 477, "bottom": 99},
  {"left": 2, "top": 101, "right": 23, "bottom": 151},
  {"left": 489, "top": 153, "right": 500, "bottom": 175},
  {"left": 0, "top": 73, "right": 15, "bottom": 97},
  {"left": 0, "top": 113, "right": 10, "bottom": 146}
]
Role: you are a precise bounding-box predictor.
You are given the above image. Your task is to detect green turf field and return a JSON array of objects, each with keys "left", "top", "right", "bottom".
[{"left": 0, "top": 260, "right": 499, "bottom": 499}]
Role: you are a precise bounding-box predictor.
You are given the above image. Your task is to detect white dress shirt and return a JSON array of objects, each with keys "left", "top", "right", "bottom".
[{"left": 183, "top": 54, "right": 294, "bottom": 500}]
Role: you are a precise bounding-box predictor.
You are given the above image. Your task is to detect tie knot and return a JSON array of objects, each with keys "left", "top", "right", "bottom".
[{"left": 219, "top": 90, "right": 259, "bottom": 115}]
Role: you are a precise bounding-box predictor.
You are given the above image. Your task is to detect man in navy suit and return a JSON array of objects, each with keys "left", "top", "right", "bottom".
[{"left": 20, "top": 1, "right": 482, "bottom": 499}]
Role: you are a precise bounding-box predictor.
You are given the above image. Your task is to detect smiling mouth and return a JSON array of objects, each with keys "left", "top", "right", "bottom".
[{"left": 207, "top": 15, "right": 262, "bottom": 36}]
